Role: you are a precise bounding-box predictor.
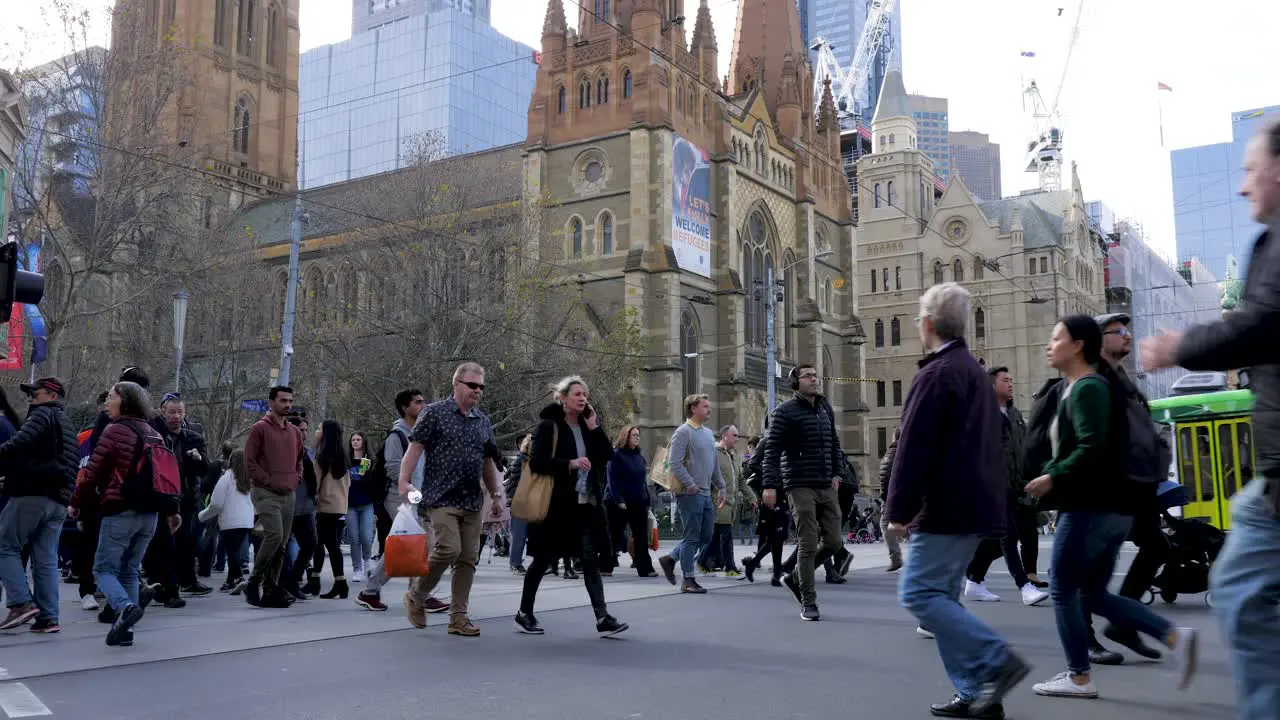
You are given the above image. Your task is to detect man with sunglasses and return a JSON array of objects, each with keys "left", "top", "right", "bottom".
[{"left": 397, "top": 362, "right": 502, "bottom": 637}]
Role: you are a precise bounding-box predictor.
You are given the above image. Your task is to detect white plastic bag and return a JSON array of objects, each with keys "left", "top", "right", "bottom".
[{"left": 384, "top": 503, "right": 430, "bottom": 577}]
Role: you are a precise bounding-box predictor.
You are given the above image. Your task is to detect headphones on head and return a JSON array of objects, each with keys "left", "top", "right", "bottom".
[{"left": 788, "top": 365, "right": 802, "bottom": 391}]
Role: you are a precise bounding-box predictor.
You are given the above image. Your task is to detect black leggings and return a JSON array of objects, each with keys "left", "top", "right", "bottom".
[
  {"left": 748, "top": 522, "right": 787, "bottom": 575},
  {"left": 313, "top": 512, "right": 347, "bottom": 579},
  {"left": 220, "top": 529, "right": 250, "bottom": 584},
  {"left": 521, "top": 509, "right": 609, "bottom": 620},
  {"left": 288, "top": 513, "right": 318, "bottom": 585}
]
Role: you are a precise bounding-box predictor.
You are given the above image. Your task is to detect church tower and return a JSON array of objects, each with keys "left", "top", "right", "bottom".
[
  {"left": 108, "top": 0, "right": 300, "bottom": 205},
  {"left": 861, "top": 69, "right": 933, "bottom": 230}
]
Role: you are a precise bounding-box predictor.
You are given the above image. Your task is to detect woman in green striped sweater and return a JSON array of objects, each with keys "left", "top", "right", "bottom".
[{"left": 1024, "top": 315, "right": 1198, "bottom": 700}]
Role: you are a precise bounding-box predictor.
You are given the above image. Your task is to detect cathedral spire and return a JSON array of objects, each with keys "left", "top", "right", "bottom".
[
  {"left": 727, "top": 0, "right": 805, "bottom": 113},
  {"left": 817, "top": 78, "right": 838, "bottom": 132},
  {"left": 543, "top": 0, "right": 568, "bottom": 37},
  {"left": 690, "top": 0, "right": 716, "bottom": 51}
]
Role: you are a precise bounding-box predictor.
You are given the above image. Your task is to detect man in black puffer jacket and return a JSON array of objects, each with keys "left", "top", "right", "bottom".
[
  {"left": 0, "top": 378, "right": 80, "bottom": 632},
  {"left": 761, "top": 363, "right": 847, "bottom": 621}
]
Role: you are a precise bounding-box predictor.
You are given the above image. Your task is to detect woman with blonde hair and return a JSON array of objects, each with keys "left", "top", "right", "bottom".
[
  {"left": 514, "top": 377, "right": 627, "bottom": 637},
  {"left": 605, "top": 425, "right": 655, "bottom": 577}
]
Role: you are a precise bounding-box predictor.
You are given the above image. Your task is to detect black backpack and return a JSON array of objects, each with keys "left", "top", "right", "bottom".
[
  {"left": 363, "top": 428, "right": 408, "bottom": 503},
  {"left": 1107, "top": 375, "right": 1172, "bottom": 484},
  {"left": 1022, "top": 377, "right": 1064, "bottom": 484}
]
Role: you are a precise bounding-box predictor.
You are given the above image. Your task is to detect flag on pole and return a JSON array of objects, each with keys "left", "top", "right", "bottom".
[
  {"left": 1020, "top": 51, "right": 1036, "bottom": 57},
  {"left": 1158, "top": 81, "right": 1173, "bottom": 91}
]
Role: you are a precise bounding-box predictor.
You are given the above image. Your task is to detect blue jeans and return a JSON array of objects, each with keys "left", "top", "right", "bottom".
[
  {"left": 94, "top": 511, "right": 158, "bottom": 612},
  {"left": 900, "top": 532, "right": 1011, "bottom": 702},
  {"left": 1211, "top": 477, "right": 1280, "bottom": 720},
  {"left": 346, "top": 504, "right": 375, "bottom": 573},
  {"left": 509, "top": 516, "right": 528, "bottom": 567},
  {"left": 0, "top": 496, "right": 67, "bottom": 621},
  {"left": 669, "top": 493, "right": 714, "bottom": 578},
  {"left": 1050, "top": 511, "right": 1173, "bottom": 674}
]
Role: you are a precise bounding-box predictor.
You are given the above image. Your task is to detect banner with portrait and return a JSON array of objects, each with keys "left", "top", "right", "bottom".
[{"left": 671, "top": 134, "right": 712, "bottom": 278}]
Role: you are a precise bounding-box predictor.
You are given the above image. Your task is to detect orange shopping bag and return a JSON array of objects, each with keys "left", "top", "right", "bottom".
[
  {"left": 648, "top": 510, "right": 660, "bottom": 552},
  {"left": 384, "top": 503, "right": 431, "bottom": 578}
]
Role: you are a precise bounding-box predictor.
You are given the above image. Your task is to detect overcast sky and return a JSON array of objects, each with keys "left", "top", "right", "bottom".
[{"left": 5, "top": 0, "right": 1278, "bottom": 261}]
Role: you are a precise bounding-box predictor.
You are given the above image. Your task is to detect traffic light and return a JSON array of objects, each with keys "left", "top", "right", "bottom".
[{"left": 0, "top": 242, "right": 44, "bottom": 321}]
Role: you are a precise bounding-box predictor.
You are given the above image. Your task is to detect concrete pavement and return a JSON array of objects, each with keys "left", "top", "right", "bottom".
[{"left": 0, "top": 539, "right": 1238, "bottom": 719}]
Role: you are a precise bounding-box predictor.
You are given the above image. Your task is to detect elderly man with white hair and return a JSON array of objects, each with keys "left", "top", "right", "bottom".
[{"left": 884, "top": 283, "right": 1032, "bottom": 719}]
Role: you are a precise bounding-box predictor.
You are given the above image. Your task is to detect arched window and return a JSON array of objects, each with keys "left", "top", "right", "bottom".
[
  {"left": 599, "top": 212, "right": 613, "bottom": 255},
  {"left": 579, "top": 78, "right": 591, "bottom": 109},
  {"left": 569, "top": 218, "right": 583, "bottom": 259},
  {"left": 754, "top": 130, "right": 766, "bottom": 174},
  {"left": 974, "top": 256, "right": 985, "bottom": 280},
  {"left": 891, "top": 317, "right": 901, "bottom": 346},
  {"left": 879, "top": 135, "right": 885, "bottom": 146},
  {"left": 597, "top": 76, "right": 609, "bottom": 105},
  {"left": 889, "top": 133, "right": 895, "bottom": 145},
  {"left": 557, "top": 86, "right": 566, "bottom": 113},
  {"left": 681, "top": 311, "right": 699, "bottom": 397},
  {"left": 874, "top": 319, "right": 885, "bottom": 348},
  {"left": 214, "top": 0, "right": 229, "bottom": 47},
  {"left": 237, "top": 0, "right": 256, "bottom": 57},
  {"left": 975, "top": 308, "right": 986, "bottom": 340},
  {"left": 874, "top": 183, "right": 882, "bottom": 208},
  {"left": 595, "top": 0, "right": 610, "bottom": 21},
  {"left": 232, "top": 94, "right": 251, "bottom": 154},
  {"left": 824, "top": 279, "right": 834, "bottom": 315},
  {"left": 339, "top": 264, "right": 358, "bottom": 324},
  {"left": 266, "top": 4, "right": 280, "bottom": 67},
  {"left": 895, "top": 266, "right": 902, "bottom": 290},
  {"left": 689, "top": 87, "right": 697, "bottom": 118},
  {"left": 886, "top": 181, "right": 896, "bottom": 206},
  {"left": 933, "top": 260, "right": 945, "bottom": 285},
  {"left": 870, "top": 268, "right": 877, "bottom": 293},
  {"left": 703, "top": 94, "right": 711, "bottom": 125},
  {"left": 302, "top": 265, "right": 324, "bottom": 328},
  {"left": 742, "top": 210, "right": 775, "bottom": 346},
  {"left": 882, "top": 267, "right": 888, "bottom": 292},
  {"left": 622, "top": 69, "right": 633, "bottom": 98},
  {"left": 675, "top": 80, "right": 684, "bottom": 111},
  {"left": 953, "top": 258, "right": 964, "bottom": 282}
]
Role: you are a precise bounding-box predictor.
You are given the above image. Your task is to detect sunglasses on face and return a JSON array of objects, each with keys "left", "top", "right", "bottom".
[{"left": 458, "top": 381, "right": 485, "bottom": 391}]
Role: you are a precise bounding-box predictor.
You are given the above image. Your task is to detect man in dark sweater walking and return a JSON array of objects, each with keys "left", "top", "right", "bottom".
[
  {"left": 885, "top": 284, "right": 1030, "bottom": 718},
  {"left": 761, "top": 363, "right": 846, "bottom": 622},
  {"left": 243, "top": 386, "right": 305, "bottom": 608}
]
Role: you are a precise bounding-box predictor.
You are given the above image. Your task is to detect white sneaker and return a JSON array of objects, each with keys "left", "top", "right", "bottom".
[
  {"left": 80, "top": 594, "right": 100, "bottom": 611},
  {"left": 964, "top": 579, "right": 1001, "bottom": 602},
  {"left": 1033, "top": 671, "right": 1098, "bottom": 698},
  {"left": 1170, "top": 627, "right": 1198, "bottom": 690},
  {"left": 916, "top": 626, "right": 935, "bottom": 639},
  {"left": 1021, "top": 583, "right": 1050, "bottom": 606},
  {"left": 351, "top": 570, "right": 364, "bottom": 583}
]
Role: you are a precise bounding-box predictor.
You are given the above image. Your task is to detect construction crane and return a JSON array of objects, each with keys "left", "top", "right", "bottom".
[
  {"left": 810, "top": 0, "right": 899, "bottom": 120},
  {"left": 1023, "top": 1, "right": 1084, "bottom": 192}
]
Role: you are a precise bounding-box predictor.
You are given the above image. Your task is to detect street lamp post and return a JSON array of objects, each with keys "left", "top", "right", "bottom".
[
  {"left": 172, "top": 289, "right": 190, "bottom": 392},
  {"left": 766, "top": 250, "right": 834, "bottom": 410}
]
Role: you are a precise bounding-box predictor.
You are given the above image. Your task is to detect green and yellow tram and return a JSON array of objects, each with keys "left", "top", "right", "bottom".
[{"left": 1149, "top": 375, "right": 1255, "bottom": 531}]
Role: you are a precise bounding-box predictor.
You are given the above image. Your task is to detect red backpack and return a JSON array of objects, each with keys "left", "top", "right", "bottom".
[{"left": 120, "top": 422, "right": 183, "bottom": 514}]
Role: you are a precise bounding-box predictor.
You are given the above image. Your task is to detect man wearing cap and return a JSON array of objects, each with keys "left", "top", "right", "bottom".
[
  {"left": 1087, "top": 312, "right": 1171, "bottom": 663},
  {"left": 0, "top": 378, "right": 81, "bottom": 632}
]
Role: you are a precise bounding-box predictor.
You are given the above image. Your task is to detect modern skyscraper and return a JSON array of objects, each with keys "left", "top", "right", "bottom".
[
  {"left": 907, "top": 93, "right": 949, "bottom": 183},
  {"left": 797, "top": 0, "right": 903, "bottom": 120},
  {"left": 300, "top": 4, "right": 536, "bottom": 189},
  {"left": 354, "top": 0, "right": 491, "bottom": 33},
  {"left": 1171, "top": 104, "right": 1279, "bottom": 279},
  {"left": 949, "top": 130, "right": 1001, "bottom": 201}
]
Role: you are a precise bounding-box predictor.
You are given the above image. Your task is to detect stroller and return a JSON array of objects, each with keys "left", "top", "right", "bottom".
[{"left": 1147, "top": 481, "right": 1226, "bottom": 607}]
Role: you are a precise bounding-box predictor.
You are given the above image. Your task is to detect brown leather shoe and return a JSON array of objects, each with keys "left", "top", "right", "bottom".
[
  {"left": 404, "top": 592, "right": 427, "bottom": 629},
  {"left": 447, "top": 616, "right": 480, "bottom": 637}
]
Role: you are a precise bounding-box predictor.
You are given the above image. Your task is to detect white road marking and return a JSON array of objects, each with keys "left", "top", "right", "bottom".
[{"left": 0, "top": 682, "right": 52, "bottom": 718}]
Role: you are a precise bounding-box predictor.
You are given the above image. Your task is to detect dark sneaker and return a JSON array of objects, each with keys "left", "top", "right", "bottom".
[
  {"left": 245, "top": 580, "right": 263, "bottom": 607},
  {"left": 106, "top": 603, "right": 144, "bottom": 647},
  {"left": 782, "top": 572, "right": 803, "bottom": 605},
  {"left": 260, "top": 591, "right": 292, "bottom": 609},
  {"left": 596, "top": 615, "right": 628, "bottom": 637},
  {"left": 355, "top": 591, "right": 387, "bottom": 611},
  {"left": 681, "top": 578, "right": 707, "bottom": 594},
  {"left": 563, "top": 567, "right": 579, "bottom": 580},
  {"left": 971, "top": 652, "right": 1032, "bottom": 714},
  {"left": 1104, "top": 624, "right": 1162, "bottom": 660},
  {"left": 30, "top": 618, "right": 60, "bottom": 634},
  {"left": 162, "top": 596, "right": 187, "bottom": 609},
  {"left": 510, "top": 564, "right": 526, "bottom": 576},
  {"left": 139, "top": 583, "right": 156, "bottom": 610},
  {"left": 837, "top": 551, "right": 854, "bottom": 577},
  {"left": 929, "top": 696, "right": 1004, "bottom": 719},
  {"left": 1088, "top": 641, "right": 1124, "bottom": 666},
  {"left": 742, "top": 557, "right": 758, "bottom": 583},
  {"left": 98, "top": 605, "right": 117, "bottom": 624},
  {"left": 887, "top": 558, "right": 903, "bottom": 572},
  {"left": 658, "top": 555, "right": 677, "bottom": 585},
  {"left": 824, "top": 574, "right": 848, "bottom": 584},
  {"left": 801, "top": 604, "right": 821, "bottom": 622},
  {"left": 424, "top": 596, "right": 450, "bottom": 614},
  {"left": 180, "top": 582, "right": 213, "bottom": 596},
  {"left": 117, "top": 630, "right": 134, "bottom": 647},
  {"left": 771, "top": 574, "right": 782, "bottom": 587},
  {"left": 514, "top": 611, "right": 544, "bottom": 635},
  {"left": 0, "top": 603, "right": 40, "bottom": 630}
]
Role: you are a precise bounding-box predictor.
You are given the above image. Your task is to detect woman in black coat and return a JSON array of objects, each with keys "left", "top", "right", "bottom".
[{"left": 514, "top": 376, "right": 628, "bottom": 637}]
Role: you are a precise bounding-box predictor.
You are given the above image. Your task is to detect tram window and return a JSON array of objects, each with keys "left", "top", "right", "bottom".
[
  {"left": 1218, "top": 424, "right": 1238, "bottom": 499},
  {"left": 1177, "top": 427, "right": 1195, "bottom": 493},
  {"left": 1238, "top": 422, "right": 1254, "bottom": 493},
  {"left": 1196, "top": 426, "right": 1214, "bottom": 502}
]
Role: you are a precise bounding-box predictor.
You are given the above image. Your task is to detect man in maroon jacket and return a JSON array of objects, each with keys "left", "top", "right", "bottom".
[
  {"left": 243, "top": 386, "right": 304, "bottom": 608},
  {"left": 884, "top": 283, "right": 1031, "bottom": 719}
]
